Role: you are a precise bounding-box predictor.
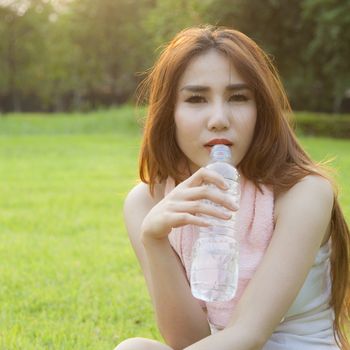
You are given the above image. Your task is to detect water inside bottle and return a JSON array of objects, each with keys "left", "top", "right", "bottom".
[{"left": 191, "top": 235, "right": 239, "bottom": 301}]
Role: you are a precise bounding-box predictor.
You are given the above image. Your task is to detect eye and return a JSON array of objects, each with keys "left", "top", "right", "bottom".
[
  {"left": 229, "top": 93, "right": 249, "bottom": 102},
  {"left": 185, "top": 94, "right": 206, "bottom": 103}
]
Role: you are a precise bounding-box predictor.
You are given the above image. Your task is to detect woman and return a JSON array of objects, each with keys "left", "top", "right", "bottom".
[{"left": 116, "top": 26, "right": 349, "bottom": 350}]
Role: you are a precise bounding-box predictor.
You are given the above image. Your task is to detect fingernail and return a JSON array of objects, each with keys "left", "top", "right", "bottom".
[
  {"left": 222, "top": 208, "right": 233, "bottom": 217},
  {"left": 229, "top": 201, "right": 238, "bottom": 210}
]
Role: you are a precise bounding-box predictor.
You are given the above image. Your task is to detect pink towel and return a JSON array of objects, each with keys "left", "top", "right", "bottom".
[{"left": 166, "top": 175, "right": 275, "bottom": 329}]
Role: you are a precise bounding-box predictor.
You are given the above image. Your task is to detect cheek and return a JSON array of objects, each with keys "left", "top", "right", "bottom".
[
  {"left": 174, "top": 109, "right": 201, "bottom": 141},
  {"left": 174, "top": 114, "right": 188, "bottom": 147},
  {"left": 244, "top": 116, "right": 257, "bottom": 137},
  {"left": 236, "top": 106, "right": 256, "bottom": 131},
  {"left": 236, "top": 108, "right": 257, "bottom": 148}
]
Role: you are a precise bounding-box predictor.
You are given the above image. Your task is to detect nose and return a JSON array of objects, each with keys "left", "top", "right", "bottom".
[{"left": 207, "top": 101, "right": 230, "bottom": 131}]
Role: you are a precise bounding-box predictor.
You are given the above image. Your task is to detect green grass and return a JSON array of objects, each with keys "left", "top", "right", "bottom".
[
  {"left": 0, "top": 108, "right": 349, "bottom": 349},
  {"left": 0, "top": 106, "right": 143, "bottom": 136}
]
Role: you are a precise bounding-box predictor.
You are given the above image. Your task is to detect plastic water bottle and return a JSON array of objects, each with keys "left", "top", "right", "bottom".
[{"left": 190, "top": 144, "right": 240, "bottom": 302}]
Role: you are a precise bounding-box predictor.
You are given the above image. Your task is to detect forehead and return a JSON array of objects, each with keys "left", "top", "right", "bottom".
[{"left": 178, "top": 49, "right": 246, "bottom": 88}]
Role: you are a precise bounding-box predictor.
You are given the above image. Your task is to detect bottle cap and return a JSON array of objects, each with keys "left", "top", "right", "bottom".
[{"left": 210, "top": 144, "right": 232, "bottom": 162}]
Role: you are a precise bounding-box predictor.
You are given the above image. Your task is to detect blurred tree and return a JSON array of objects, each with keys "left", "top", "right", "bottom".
[
  {"left": 0, "top": 0, "right": 56, "bottom": 111},
  {"left": 141, "top": 0, "right": 207, "bottom": 49},
  {"left": 301, "top": 0, "right": 350, "bottom": 112},
  {"left": 36, "top": 11, "right": 80, "bottom": 111},
  {"left": 0, "top": 5, "right": 17, "bottom": 111},
  {"left": 68, "top": 0, "right": 154, "bottom": 109},
  {"left": 0, "top": 0, "right": 348, "bottom": 112}
]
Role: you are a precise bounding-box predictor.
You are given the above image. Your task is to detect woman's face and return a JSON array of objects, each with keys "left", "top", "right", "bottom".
[{"left": 174, "top": 49, "right": 257, "bottom": 173}]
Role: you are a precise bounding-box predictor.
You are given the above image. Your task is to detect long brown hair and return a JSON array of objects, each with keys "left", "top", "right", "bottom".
[{"left": 137, "top": 25, "right": 350, "bottom": 348}]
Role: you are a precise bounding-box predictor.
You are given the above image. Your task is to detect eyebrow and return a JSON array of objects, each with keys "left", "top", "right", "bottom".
[{"left": 179, "top": 83, "right": 250, "bottom": 92}]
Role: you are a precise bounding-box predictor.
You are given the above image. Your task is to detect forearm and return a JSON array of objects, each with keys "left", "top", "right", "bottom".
[{"left": 143, "top": 237, "right": 210, "bottom": 349}]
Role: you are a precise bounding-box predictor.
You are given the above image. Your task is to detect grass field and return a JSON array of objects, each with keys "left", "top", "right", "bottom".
[{"left": 0, "top": 107, "right": 349, "bottom": 349}]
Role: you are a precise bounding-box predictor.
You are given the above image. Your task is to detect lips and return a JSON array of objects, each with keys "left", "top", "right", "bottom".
[{"left": 204, "top": 138, "right": 233, "bottom": 147}]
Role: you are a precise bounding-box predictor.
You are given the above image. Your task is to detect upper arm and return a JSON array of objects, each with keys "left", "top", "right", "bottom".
[
  {"left": 123, "top": 182, "right": 159, "bottom": 299},
  {"left": 227, "top": 175, "right": 334, "bottom": 344}
]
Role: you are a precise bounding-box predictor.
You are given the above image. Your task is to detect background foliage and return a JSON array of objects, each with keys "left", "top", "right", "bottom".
[{"left": 0, "top": 0, "right": 349, "bottom": 113}]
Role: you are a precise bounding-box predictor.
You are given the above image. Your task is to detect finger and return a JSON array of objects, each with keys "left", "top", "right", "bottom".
[
  {"left": 181, "top": 167, "right": 229, "bottom": 191},
  {"left": 169, "top": 212, "right": 212, "bottom": 229},
  {"left": 171, "top": 201, "right": 233, "bottom": 220},
  {"left": 180, "top": 186, "right": 238, "bottom": 212}
]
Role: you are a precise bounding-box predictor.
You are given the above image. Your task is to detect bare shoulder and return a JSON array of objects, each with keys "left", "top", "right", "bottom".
[
  {"left": 274, "top": 174, "right": 334, "bottom": 245},
  {"left": 275, "top": 175, "right": 334, "bottom": 216},
  {"left": 123, "top": 181, "right": 165, "bottom": 242},
  {"left": 124, "top": 181, "right": 165, "bottom": 214}
]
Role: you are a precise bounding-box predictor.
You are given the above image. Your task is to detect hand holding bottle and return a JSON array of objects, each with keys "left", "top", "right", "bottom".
[{"left": 140, "top": 167, "right": 238, "bottom": 245}]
